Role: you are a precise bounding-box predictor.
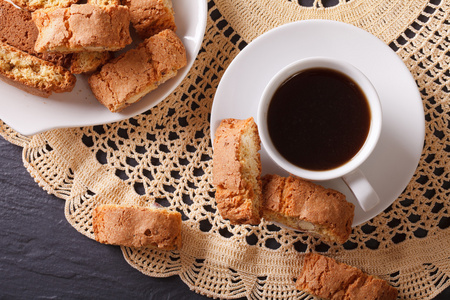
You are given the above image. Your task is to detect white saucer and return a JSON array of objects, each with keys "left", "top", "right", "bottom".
[
  {"left": 0, "top": 0, "right": 207, "bottom": 136},
  {"left": 211, "top": 20, "right": 425, "bottom": 226}
]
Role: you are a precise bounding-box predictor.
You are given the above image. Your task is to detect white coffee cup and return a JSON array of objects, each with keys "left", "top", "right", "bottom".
[{"left": 257, "top": 57, "right": 382, "bottom": 212}]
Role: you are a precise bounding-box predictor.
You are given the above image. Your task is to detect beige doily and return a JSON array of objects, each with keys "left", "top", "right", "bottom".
[{"left": 1, "top": 0, "right": 449, "bottom": 299}]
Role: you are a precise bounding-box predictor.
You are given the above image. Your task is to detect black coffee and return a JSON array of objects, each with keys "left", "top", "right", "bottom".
[{"left": 267, "top": 68, "right": 371, "bottom": 171}]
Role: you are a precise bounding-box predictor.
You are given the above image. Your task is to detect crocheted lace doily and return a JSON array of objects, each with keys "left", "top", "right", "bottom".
[{"left": 1, "top": 0, "right": 449, "bottom": 299}]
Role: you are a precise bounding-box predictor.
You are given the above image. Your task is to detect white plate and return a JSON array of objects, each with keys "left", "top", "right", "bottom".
[
  {"left": 0, "top": 0, "right": 207, "bottom": 136},
  {"left": 211, "top": 20, "right": 425, "bottom": 226}
]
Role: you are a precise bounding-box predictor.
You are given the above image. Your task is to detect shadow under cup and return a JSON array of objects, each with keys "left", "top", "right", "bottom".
[{"left": 257, "top": 57, "right": 382, "bottom": 212}]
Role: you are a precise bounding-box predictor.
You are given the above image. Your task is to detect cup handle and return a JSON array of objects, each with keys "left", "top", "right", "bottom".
[{"left": 342, "top": 168, "right": 380, "bottom": 212}]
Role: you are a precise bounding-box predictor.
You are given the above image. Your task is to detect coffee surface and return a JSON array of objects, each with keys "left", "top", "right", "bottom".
[{"left": 267, "top": 68, "right": 371, "bottom": 171}]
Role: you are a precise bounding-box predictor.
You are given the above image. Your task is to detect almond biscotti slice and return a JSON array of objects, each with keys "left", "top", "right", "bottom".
[
  {"left": 262, "top": 174, "right": 354, "bottom": 244},
  {"left": 32, "top": 4, "right": 132, "bottom": 53},
  {"left": 123, "top": 0, "right": 177, "bottom": 39},
  {"left": 296, "top": 253, "right": 398, "bottom": 300},
  {"left": 0, "top": 41, "right": 76, "bottom": 97},
  {"left": 212, "top": 118, "right": 262, "bottom": 225},
  {"left": 88, "top": 29, "right": 186, "bottom": 112},
  {"left": 92, "top": 204, "right": 182, "bottom": 250},
  {"left": 9, "top": 0, "right": 79, "bottom": 11}
]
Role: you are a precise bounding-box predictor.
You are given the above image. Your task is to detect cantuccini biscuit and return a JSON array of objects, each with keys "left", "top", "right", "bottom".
[
  {"left": 213, "top": 118, "right": 262, "bottom": 225},
  {"left": 32, "top": 4, "right": 132, "bottom": 53},
  {"left": 124, "top": 0, "right": 177, "bottom": 39},
  {"left": 262, "top": 174, "right": 354, "bottom": 243},
  {"left": 296, "top": 253, "right": 398, "bottom": 300},
  {"left": 92, "top": 204, "right": 182, "bottom": 250},
  {"left": 9, "top": 0, "right": 79, "bottom": 11},
  {"left": 0, "top": 0, "right": 71, "bottom": 68},
  {"left": 88, "top": 29, "right": 186, "bottom": 112},
  {"left": 0, "top": 41, "right": 76, "bottom": 97}
]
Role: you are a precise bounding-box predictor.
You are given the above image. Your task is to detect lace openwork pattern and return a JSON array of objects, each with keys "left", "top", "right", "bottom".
[{"left": 1, "top": 0, "right": 449, "bottom": 299}]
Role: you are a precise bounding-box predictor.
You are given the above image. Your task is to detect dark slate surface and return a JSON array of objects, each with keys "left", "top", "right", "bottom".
[
  {"left": 0, "top": 136, "right": 449, "bottom": 299},
  {"left": 0, "top": 137, "right": 209, "bottom": 300}
]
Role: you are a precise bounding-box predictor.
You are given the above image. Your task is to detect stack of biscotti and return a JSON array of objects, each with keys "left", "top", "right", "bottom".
[
  {"left": 0, "top": 0, "right": 77, "bottom": 97},
  {"left": 93, "top": 204, "right": 182, "bottom": 250},
  {"left": 296, "top": 253, "right": 398, "bottom": 300},
  {"left": 0, "top": 0, "right": 96, "bottom": 96},
  {"left": 65, "top": 0, "right": 119, "bottom": 74},
  {"left": 0, "top": 0, "right": 72, "bottom": 67},
  {"left": 32, "top": 3, "right": 131, "bottom": 74},
  {"left": 0, "top": 0, "right": 184, "bottom": 106},
  {"left": 0, "top": 0, "right": 79, "bottom": 97},
  {"left": 212, "top": 117, "right": 355, "bottom": 243},
  {"left": 0, "top": 0, "right": 111, "bottom": 75},
  {"left": 85, "top": 0, "right": 184, "bottom": 112},
  {"left": 0, "top": 0, "right": 75, "bottom": 96}
]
